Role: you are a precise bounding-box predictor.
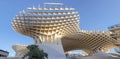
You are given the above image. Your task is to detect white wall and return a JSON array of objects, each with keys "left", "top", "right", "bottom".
[{"left": 38, "top": 44, "right": 66, "bottom": 59}]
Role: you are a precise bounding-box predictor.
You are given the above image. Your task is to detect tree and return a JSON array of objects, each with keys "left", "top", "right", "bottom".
[{"left": 22, "top": 45, "right": 48, "bottom": 59}]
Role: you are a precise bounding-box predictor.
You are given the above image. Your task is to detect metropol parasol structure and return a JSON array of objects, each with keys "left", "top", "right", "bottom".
[{"left": 12, "top": 2, "right": 120, "bottom": 58}]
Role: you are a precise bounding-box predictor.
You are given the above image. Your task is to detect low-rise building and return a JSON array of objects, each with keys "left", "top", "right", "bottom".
[{"left": 0, "top": 49, "right": 9, "bottom": 57}]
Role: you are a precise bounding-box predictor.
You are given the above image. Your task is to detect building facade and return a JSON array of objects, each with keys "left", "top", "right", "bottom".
[{"left": 0, "top": 49, "right": 9, "bottom": 57}]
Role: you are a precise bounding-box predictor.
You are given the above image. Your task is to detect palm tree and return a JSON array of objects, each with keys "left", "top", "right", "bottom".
[{"left": 22, "top": 45, "right": 48, "bottom": 59}]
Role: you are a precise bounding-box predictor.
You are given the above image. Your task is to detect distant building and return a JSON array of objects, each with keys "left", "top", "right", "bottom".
[
  {"left": 108, "top": 24, "right": 120, "bottom": 33},
  {"left": 109, "top": 24, "right": 120, "bottom": 47},
  {"left": 0, "top": 49, "right": 9, "bottom": 57}
]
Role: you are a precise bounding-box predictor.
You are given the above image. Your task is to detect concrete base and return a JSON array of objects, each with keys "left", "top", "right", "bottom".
[{"left": 38, "top": 44, "right": 66, "bottom": 59}]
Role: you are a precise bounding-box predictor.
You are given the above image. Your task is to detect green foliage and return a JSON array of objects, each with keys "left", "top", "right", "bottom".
[{"left": 22, "top": 45, "right": 48, "bottom": 59}]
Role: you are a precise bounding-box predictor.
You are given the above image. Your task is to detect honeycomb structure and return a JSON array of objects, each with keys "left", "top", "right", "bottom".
[{"left": 12, "top": 3, "right": 118, "bottom": 55}]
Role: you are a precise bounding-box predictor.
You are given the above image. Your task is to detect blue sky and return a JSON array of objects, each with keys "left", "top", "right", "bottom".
[{"left": 0, "top": 0, "right": 120, "bottom": 57}]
